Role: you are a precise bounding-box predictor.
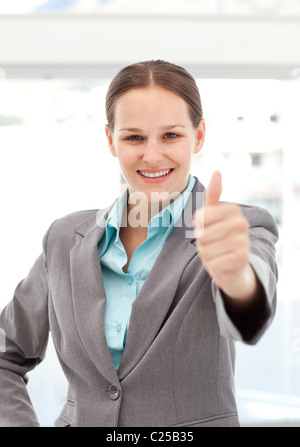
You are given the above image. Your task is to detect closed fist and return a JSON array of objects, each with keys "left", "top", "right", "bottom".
[{"left": 194, "top": 171, "right": 258, "bottom": 302}]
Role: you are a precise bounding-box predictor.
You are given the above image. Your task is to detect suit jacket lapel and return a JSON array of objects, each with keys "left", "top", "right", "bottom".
[
  {"left": 118, "top": 178, "right": 205, "bottom": 380},
  {"left": 69, "top": 178, "right": 205, "bottom": 383},
  {"left": 70, "top": 206, "right": 119, "bottom": 385}
]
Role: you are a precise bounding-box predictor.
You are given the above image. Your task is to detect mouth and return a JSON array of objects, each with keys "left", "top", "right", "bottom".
[{"left": 138, "top": 168, "right": 174, "bottom": 179}]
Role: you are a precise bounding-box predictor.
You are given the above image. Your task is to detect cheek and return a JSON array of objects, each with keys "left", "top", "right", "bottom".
[
  {"left": 174, "top": 144, "right": 194, "bottom": 166},
  {"left": 116, "top": 148, "right": 138, "bottom": 169}
]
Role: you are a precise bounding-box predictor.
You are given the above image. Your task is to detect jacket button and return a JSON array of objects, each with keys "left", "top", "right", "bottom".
[{"left": 108, "top": 385, "right": 120, "bottom": 400}]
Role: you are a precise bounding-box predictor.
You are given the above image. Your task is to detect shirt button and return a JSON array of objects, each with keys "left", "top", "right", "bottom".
[
  {"left": 116, "top": 324, "right": 122, "bottom": 333},
  {"left": 108, "top": 385, "right": 120, "bottom": 400},
  {"left": 128, "top": 276, "right": 133, "bottom": 285}
]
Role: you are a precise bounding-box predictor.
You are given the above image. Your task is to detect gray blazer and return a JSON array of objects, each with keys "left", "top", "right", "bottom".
[{"left": 0, "top": 178, "right": 278, "bottom": 427}]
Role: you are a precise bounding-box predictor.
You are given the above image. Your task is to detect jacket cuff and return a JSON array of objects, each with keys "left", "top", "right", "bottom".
[{"left": 212, "top": 253, "right": 276, "bottom": 344}]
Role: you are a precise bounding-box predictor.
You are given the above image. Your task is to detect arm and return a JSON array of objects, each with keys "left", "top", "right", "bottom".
[
  {"left": 0, "top": 236, "right": 50, "bottom": 426},
  {"left": 212, "top": 235, "right": 278, "bottom": 344},
  {"left": 194, "top": 171, "right": 278, "bottom": 343}
]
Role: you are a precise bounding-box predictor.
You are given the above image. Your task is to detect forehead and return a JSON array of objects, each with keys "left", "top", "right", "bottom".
[{"left": 114, "top": 85, "right": 191, "bottom": 125}]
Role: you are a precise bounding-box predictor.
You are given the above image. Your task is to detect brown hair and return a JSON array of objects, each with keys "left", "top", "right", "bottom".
[{"left": 105, "top": 60, "right": 203, "bottom": 132}]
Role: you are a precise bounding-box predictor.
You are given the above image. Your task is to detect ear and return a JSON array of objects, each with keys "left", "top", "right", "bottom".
[
  {"left": 194, "top": 119, "right": 206, "bottom": 154},
  {"left": 105, "top": 124, "right": 117, "bottom": 157}
]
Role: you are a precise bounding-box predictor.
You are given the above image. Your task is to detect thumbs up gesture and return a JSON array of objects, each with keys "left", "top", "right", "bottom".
[{"left": 194, "top": 171, "right": 259, "bottom": 303}]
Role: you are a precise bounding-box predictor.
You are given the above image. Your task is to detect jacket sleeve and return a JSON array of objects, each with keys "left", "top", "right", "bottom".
[
  {"left": 212, "top": 204, "right": 279, "bottom": 345},
  {"left": 0, "top": 229, "right": 51, "bottom": 427}
]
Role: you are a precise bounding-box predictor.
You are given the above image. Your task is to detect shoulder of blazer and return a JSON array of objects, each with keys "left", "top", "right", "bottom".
[
  {"left": 46, "top": 209, "right": 99, "bottom": 238},
  {"left": 42, "top": 204, "right": 114, "bottom": 255},
  {"left": 193, "top": 176, "right": 278, "bottom": 239},
  {"left": 234, "top": 202, "right": 279, "bottom": 240}
]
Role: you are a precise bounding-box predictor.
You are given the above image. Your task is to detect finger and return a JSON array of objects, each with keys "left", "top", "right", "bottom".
[
  {"left": 205, "top": 170, "right": 222, "bottom": 207},
  {"left": 197, "top": 234, "right": 248, "bottom": 262},
  {"left": 198, "top": 214, "right": 248, "bottom": 245}
]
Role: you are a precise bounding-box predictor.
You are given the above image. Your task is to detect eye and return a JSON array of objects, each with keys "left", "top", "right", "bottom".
[
  {"left": 125, "top": 135, "right": 143, "bottom": 141},
  {"left": 163, "top": 132, "right": 180, "bottom": 139}
]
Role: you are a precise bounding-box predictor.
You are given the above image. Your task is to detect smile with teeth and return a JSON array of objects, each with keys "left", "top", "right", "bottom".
[{"left": 139, "top": 169, "right": 172, "bottom": 178}]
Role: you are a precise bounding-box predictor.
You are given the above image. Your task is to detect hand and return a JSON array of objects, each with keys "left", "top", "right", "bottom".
[{"left": 194, "top": 171, "right": 258, "bottom": 302}]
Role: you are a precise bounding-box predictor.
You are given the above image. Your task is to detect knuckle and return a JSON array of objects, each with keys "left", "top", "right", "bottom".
[
  {"left": 231, "top": 215, "right": 249, "bottom": 232},
  {"left": 197, "top": 243, "right": 207, "bottom": 258},
  {"left": 238, "top": 217, "right": 249, "bottom": 231},
  {"left": 226, "top": 203, "right": 240, "bottom": 215}
]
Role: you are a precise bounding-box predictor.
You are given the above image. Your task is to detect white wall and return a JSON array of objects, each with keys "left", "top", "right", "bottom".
[{"left": 0, "top": 14, "right": 300, "bottom": 78}]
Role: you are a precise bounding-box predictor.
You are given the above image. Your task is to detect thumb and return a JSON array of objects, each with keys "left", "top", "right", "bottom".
[{"left": 205, "top": 170, "right": 222, "bottom": 206}]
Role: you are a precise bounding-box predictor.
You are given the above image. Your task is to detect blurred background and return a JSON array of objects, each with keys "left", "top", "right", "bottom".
[{"left": 0, "top": 0, "right": 300, "bottom": 427}]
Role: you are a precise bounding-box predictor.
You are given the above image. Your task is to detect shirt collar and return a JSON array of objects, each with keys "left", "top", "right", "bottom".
[
  {"left": 101, "top": 174, "right": 195, "bottom": 248},
  {"left": 106, "top": 186, "right": 128, "bottom": 233},
  {"left": 98, "top": 187, "right": 128, "bottom": 255},
  {"left": 148, "top": 174, "right": 195, "bottom": 230}
]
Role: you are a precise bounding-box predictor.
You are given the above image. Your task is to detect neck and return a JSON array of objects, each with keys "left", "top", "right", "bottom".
[{"left": 126, "top": 190, "right": 180, "bottom": 229}]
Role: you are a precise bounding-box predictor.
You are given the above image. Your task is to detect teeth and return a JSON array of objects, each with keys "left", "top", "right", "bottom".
[{"left": 140, "top": 169, "right": 171, "bottom": 178}]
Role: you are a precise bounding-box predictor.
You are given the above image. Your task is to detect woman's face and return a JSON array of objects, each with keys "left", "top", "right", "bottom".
[{"left": 105, "top": 85, "right": 205, "bottom": 202}]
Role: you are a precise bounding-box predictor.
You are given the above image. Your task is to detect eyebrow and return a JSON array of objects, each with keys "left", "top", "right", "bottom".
[{"left": 118, "top": 124, "right": 186, "bottom": 132}]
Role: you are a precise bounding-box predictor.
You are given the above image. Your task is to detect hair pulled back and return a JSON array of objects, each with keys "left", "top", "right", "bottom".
[{"left": 105, "top": 60, "right": 203, "bottom": 132}]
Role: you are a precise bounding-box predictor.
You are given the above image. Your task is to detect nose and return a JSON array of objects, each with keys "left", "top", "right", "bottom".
[{"left": 142, "top": 141, "right": 164, "bottom": 165}]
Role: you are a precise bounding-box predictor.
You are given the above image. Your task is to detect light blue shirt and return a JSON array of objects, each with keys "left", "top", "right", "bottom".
[{"left": 98, "top": 175, "right": 195, "bottom": 371}]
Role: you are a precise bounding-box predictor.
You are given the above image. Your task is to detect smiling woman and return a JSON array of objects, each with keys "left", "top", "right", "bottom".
[
  {"left": 0, "top": 59, "right": 279, "bottom": 427},
  {"left": 106, "top": 84, "right": 205, "bottom": 206}
]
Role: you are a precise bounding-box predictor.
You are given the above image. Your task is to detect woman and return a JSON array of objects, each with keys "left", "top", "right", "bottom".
[{"left": 0, "top": 60, "right": 278, "bottom": 427}]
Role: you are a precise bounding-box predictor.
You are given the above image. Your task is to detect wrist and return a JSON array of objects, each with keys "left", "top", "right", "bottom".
[{"left": 221, "top": 264, "right": 258, "bottom": 303}]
